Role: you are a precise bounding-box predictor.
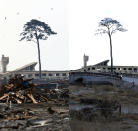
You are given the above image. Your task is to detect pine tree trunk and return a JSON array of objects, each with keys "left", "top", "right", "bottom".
[
  {"left": 109, "top": 33, "right": 113, "bottom": 73},
  {"left": 36, "top": 38, "right": 42, "bottom": 79}
]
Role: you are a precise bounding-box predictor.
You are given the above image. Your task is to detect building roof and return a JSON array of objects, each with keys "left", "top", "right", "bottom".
[
  {"left": 93, "top": 60, "right": 109, "bottom": 66},
  {"left": 13, "top": 62, "right": 37, "bottom": 72}
]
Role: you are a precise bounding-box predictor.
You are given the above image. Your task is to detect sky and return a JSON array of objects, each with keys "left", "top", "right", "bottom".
[
  {"left": 0, "top": 0, "right": 138, "bottom": 71},
  {"left": 0, "top": 0, "right": 68, "bottom": 71},
  {"left": 69, "top": 0, "right": 138, "bottom": 70}
]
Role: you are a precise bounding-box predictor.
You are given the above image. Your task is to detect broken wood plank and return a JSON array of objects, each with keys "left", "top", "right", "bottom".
[
  {"left": 27, "top": 94, "right": 38, "bottom": 104},
  {"left": 0, "top": 94, "right": 9, "bottom": 100},
  {"left": 14, "top": 98, "right": 22, "bottom": 104}
]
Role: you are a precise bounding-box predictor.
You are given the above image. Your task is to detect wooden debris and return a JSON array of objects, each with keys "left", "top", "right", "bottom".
[
  {"left": 0, "top": 94, "right": 9, "bottom": 100},
  {"left": 27, "top": 94, "right": 38, "bottom": 104},
  {"left": 47, "top": 107, "right": 68, "bottom": 114},
  {"left": 0, "top": 75, "right": 39, "bottom": 104},
  {"left": 0, "top": 74, "right": 69, "bottom": 104}
]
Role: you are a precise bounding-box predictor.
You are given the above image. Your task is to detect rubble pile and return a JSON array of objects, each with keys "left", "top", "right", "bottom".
[
  {"left": 0, "top": 75, "right": 69, "bottom": 104},
  {"left": 0, "top": 75, "right": 70, "bottom": 130}
]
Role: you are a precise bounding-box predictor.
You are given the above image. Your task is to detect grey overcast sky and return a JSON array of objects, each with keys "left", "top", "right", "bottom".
[
  {"left": 1, "top": 0, "right": 138, "bottom": 71},
  {"left": 69, "top": 0, "right": 138, "bottom": 70},
  {"left": 0, "top": 0, "right": 68, "bottom": 71}
]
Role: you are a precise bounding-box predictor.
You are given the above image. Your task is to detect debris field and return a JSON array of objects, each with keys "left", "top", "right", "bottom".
[{"left": 0, "top": 75, "right": 70, "bottom": 131}]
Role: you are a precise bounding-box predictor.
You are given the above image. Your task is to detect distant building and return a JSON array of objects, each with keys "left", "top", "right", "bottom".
[
  {"left": 0, "top": 55, "right": 69, "bottom": 80},
  {"left": 1, "top": 55, "right": 9, "bottom": 73},
  {"left": 1, "top": 55, "right": 138, "bottom": 81},
  {"left": 1, "top": 62, "right": 69, "bottom": 80},
  {"left": 79, "top": 60, "right": 138, "bottom": 77}
]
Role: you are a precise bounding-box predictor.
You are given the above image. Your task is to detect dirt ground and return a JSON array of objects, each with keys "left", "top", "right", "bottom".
[{"left": 69, "top": 84, "right": 138, "bottom": 131}]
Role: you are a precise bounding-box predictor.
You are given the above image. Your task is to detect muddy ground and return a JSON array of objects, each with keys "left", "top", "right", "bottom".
[{"left": 69, "top": 84, "right": 138, "bottom": 131}]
